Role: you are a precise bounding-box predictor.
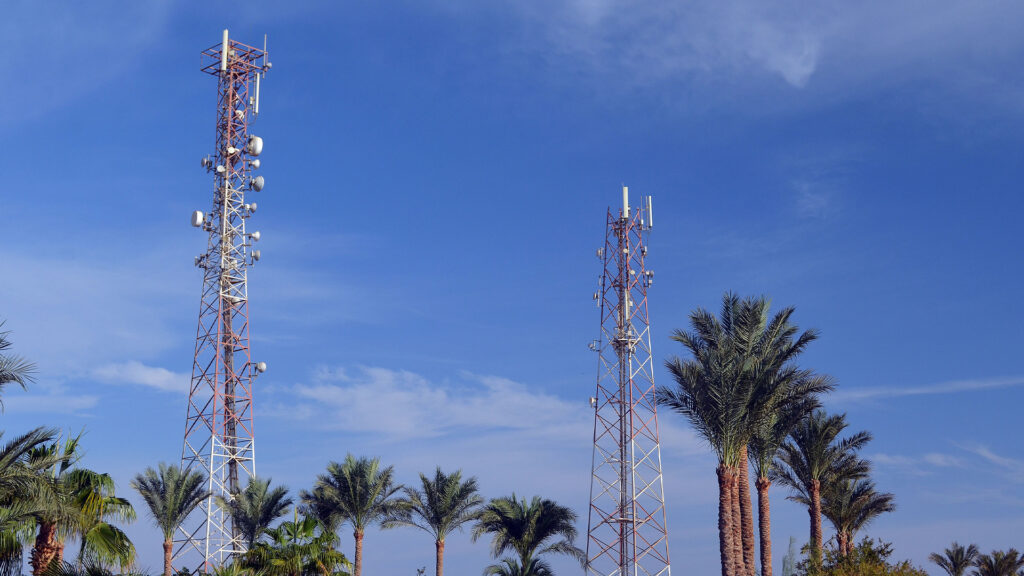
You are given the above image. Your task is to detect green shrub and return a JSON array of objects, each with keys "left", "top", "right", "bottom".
[{"left": 797, "top": 537, "right": 928, "bottom": 576}]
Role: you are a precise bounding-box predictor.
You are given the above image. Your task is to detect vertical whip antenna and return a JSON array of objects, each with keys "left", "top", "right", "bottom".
[
  {"left": 178, "top": 30, "right": 271, "bottom": 574},
  {"left": 586, "top": 186, "right": 671, "bottom": 576}
]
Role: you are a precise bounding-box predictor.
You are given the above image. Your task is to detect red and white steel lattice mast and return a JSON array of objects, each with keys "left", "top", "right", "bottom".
[
  {"left": 178, "top": 29, "right": 270, "bottom": 572},
  {"left": 586, "top": 187, "right": 671, "bottom": 576}
]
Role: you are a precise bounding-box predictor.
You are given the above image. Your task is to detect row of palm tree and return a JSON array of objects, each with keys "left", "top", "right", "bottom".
[
  {"left": 128, "top": 456, "right": 582, "bottom": 576},
  {"left": 930, "top": 542, "right": 1024, "bottom": 576},
  {"left": 657, "top": 293, "right": 896, "bottom": 576}
]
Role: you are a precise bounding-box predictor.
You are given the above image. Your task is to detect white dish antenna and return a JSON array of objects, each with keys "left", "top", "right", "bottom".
[
  {"left": 250, "top": 175, "right": 264, "bottom": 191},
  {"left": 191, "top": 211, "right": 204, "bottom": 227},
  {"left": 248, "top": 136, "right": 263, "bottom": 156}
]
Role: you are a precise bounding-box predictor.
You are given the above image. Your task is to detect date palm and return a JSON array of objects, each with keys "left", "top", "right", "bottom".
[
  {"left": 972, "top": 549, "right": 1024, "bottom": 576},
  {"left": 772, "top": 410, "right": 871, "bottom": 562},
  {"left": 217, "top": 476, "right": 293, "bottom": 548},
  {"left": 0, "top": 427, "right": 64, "bottom": 576},
  {"left": 659, "top": 293, "right": 829, "bottom": 576},
  {"left": 817, "top": 478, "right": 894, "bottom": 556},
  {"left": 131, "top": 463, "right": 210, "bottom": 576},
  {"left": 71, "top": 473, "right": 136, "bottom": 570},
  {"left": 301, "top": 455, "right": 401, "bottom": 576},
  {"left": 471, "top": 494, "right": 583, "bottom": 575},
  {"left": 929, "top": 542, "right": 980, "bottom": 576},
  {"left": 386, "top": 468, "right": 483, "bottom": 576}
]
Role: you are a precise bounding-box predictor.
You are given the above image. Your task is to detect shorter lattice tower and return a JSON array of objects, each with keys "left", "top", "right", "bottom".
[
  {"left": 178, "top": 29, "right": 271, "bottom": 572},
  {"left": 586, "top": 186, "right": 671, "bottom": 576}
]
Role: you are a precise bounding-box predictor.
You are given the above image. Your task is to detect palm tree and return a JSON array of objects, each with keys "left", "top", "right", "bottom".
[
  {"left": 242, "top": 509, "right": 350, "bottom": 576},
  {"left": 217, "top": 476, "right": 293, "bottom": 548},
  {"left": 471, "top": 494, "right": 583, "bottom": 575},
  {"left": 818, "top": 478, "right": 894, "bottom": 556},
  {"left": 658, "top": 293, "right": 830, "bottom": 576},
  {"left": 0, "top": 323, "right": 34, "bottom": 406},
  {"left": 131, "top": 463, "right": 210, "bottom": 576},
  {"left": 972, "top": 549, "right": 1024, "bottom": 576},
  {"left": 0, "top": 428, "right": 64, "bottom": 576},
  {"left": 930, "top": 542, "right": 980, "bottom": 576},
  {"left": 772, "top": 411, "right": 871, "bottom": 562},
  {"left": 386, "top": 468, "right": 483, "bottom": 576},
  {"left": 71, "top": 474, "right": 136, "bottom": 570},
  {"left": 301, "top": 455, "right": 402, "bottom": 576}
]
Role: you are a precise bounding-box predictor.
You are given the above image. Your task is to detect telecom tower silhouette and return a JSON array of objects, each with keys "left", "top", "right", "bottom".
[
  {"left": 586, "top": 187, "right": 671, "bottom": 576},
  {"left": 178, "top": 29, "right": 270, "bottom": 572}
]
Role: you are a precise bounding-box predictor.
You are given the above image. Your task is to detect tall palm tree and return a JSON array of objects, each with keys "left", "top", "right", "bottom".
[
  {"left": 658, "top": 293, "right": 829, "bottom": 576},
  {"left": 0, "top": 324, "right": 34, "bottom": 407},
  {"left": 301, "top": 455, "right": 402, "bottom": 576},
  {"left": 471, "top": 494, "right": 583, "bottom": 575},
  {"left": 386, "top": 468, "right": 483, "bottom": 576},
  {"left": 131, "top": 463, "right": 210, "bottom": 576},
  {"left": 772, "top": 410, "right": 871, "bottom": 562},
  {"left": 217, "top": 476, "right": 293, "bottom": 548},
  {"left": 929, "top": 542, "right": 980, "bottom": 576},
  {"left": 972, "top": 549, "right": 1024, "bottom": 576},
  {"left": 817, "top": 478, "right": 894, "bottom": 556},
  {"left": 242, "top": 509, "right": 350, "bottom": 576}
]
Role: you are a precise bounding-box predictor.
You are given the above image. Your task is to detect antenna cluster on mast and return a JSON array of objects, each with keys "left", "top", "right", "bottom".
[{"left": 178, "top": 29, "right": 272, "bottom": 572}]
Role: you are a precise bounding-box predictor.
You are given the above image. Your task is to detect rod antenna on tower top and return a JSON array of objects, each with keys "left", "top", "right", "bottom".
[
  {"left": 622, "top": 185, "right": 629, "bottom": 219},
  {"left": 220, "top": 29, "right": 229, "bottom": 71}
]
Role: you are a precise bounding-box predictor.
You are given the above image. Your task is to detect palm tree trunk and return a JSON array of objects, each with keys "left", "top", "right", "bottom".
[
  {"left": 756, "top": 477, "right": 772, "bottom": 576},
  {"left": 30, "top": 521, "right": 60, "bottom": 576},
  {"left": 435, "top": 539, "right": 444, "bottom": 576},
  {"left": 354, "top": 529, "right": 364, "bottom": 576},
  {"left": 738, "top": 447, "right": 755, "bottom": 576},
  {"left": 717, "top": 465, "right": 735, "bottom": 576},
  {"left": 162, "top": 539, "right": 173, "bottom": 576},
  {"left": 730, "top": 469, "right": 744, "bottom": 576},
  {"left": 810, "top": 479, "right": 823, "bottom": 563}
]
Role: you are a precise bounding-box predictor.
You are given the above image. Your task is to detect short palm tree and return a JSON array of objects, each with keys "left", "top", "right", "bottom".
[
  {"left": 972, "top": 549, "right": 1024, "bottom": 576},
  {"left": 471, "top": 494, "right": 583, "bottom": 575},
  {"left": 242, "top": 509, "right": 350, "bottom": 576},
  {"left": 386, "top": 468, "right": 482, "bottom": 576},
  {"left": 0, "top": 324, "right": 34, "bottom": 406},
  {"left": 817, "top": 478, "right": 894, "bottom": 556},
  {"left": 0, "top": 427, "right": 63, "bottom": 576},
  {"left": 772, "top": 410, "right": 870, "bottom": 562},
  {"left": 131, "top": 463, "right": 210, "bottom": 576},
  {"left": 930, "top": 542, "right": 980, "bottom": 576},
  {"left": 301, "top": 455, "right": 402, "bottom": 576},
  {"left": 217, "top": 476, "right": 293, "bottom": 549},
  {"left": 27, "top": 434, "right": 135, "bottom": 575}
]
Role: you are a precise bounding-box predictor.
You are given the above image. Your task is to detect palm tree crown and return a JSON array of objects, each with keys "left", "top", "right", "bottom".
[
  {"left": 0, "top": 324, "right": 34, "bottom": 407},
  {"left": 301, "top": 455, "right": 402, "bottom": 576},
  {"left": 818, "top": 478, "right": 894, "bottom": 555},
  {"left": 929, "top": 542, "right": 980, "bottom": 576},
  {"left": 131, "top": 464, "right": 209, "bottom": 539},
  {"left": 472, "top": 494, "right": 583, "bottom": 574},
  {"left": 972, "top": 549, "right": 1024, "bottom": 576},
  {"left": 217, "top": 476, "right": 293, "bottom": 548},
  {"left": 387, "top": 467, "right": 482, "bottom": 540}
]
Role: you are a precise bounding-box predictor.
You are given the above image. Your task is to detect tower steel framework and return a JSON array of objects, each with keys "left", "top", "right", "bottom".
[
  {"left": 586, "top": 187, "right": 671, "bottom": 576},
  {"left": 178, "top": 29, "right": 270, "bottom": 572}
]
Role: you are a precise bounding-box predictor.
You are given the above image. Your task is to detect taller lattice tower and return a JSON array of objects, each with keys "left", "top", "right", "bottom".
[
  {"left": 178, "top": 29, "right": 270, "bottom": 571},
  {"left": 586, "top": 187, "right": 671, "bottom": 576}
]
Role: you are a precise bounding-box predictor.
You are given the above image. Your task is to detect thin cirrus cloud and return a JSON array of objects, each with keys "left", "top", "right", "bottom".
[
  {"left": 92, "top": 361, "right": 190, "bottom": 393},
  {"left": 831, "top": 375, "right": 1024, "bottom": 403}
]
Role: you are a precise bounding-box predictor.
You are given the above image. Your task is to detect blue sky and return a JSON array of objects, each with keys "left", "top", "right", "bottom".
[{"left": 3, "top": 1, "right": 1024, "bottom": 574}]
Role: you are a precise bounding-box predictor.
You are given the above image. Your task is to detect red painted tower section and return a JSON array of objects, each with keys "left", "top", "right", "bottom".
[
  {"left": 177, "top": 30, "right": 270, "bottom": 572},
  {"left": 586, "top": 187, "right": 671, "bottom": 576}
]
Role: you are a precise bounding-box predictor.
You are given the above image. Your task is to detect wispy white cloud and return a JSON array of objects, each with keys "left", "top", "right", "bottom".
[
  {"left": 960, "top": 445, "right": 1024, "bottom": 483},
  {"left": 2, "top": 380, "right": 98, "bottom": 415},
  {"left": 92, "top": 361, "right": 189, "bottom": 393},
  {"left": 871, "top": 451, "right": 964, "bottom": 476},
  {"left": 832, "top": 375, "right": 1024, "bottom": 403}
]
